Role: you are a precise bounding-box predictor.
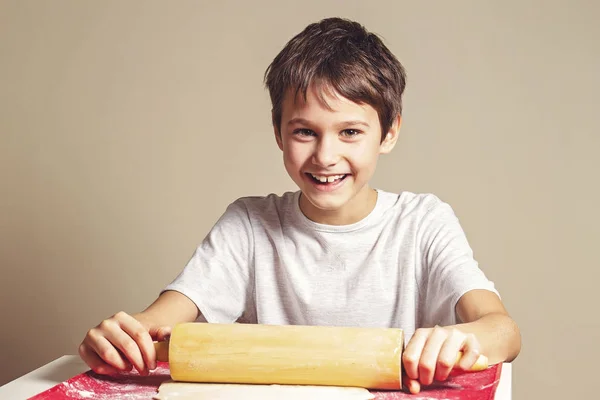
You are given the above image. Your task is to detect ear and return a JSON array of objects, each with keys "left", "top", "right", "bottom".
[
  {"left": 379, "top": 115, "right": 402, "bottom": 154},
  {"left": 274, "top": 124, "right": 283, "bottom": 151},
  {"left": 273, "top": 112, "right": 284, "bottom": 151}
]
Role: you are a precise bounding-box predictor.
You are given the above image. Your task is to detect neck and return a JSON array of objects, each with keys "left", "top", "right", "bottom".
[{"left": 299, "top": 186, "right": 378, "bottom": 226}]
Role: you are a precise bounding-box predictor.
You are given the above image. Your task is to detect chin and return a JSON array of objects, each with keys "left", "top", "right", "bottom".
[
  {"left": 301, "top": 190, "right": 351, "bottom": 211},
  {"left": 308, "top": 199, "right": 346, "bottom": 212}
]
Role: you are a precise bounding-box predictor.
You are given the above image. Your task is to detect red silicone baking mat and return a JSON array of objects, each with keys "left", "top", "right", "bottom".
[{"left": 29, "top": 362, "right": 502, "bottom": 399}]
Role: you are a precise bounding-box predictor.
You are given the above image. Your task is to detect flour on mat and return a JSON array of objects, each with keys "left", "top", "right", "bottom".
[
  {"left": 60, "top": 364, "right": 171, "bottom": 399},
  {"left": 154, "top": 381, "right": 375, "bottom": 400}
]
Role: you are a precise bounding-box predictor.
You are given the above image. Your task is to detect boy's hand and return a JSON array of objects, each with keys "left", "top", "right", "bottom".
[
  {"left": 402, "top": 326, "right": 482, "bottom": 394},
  {"left": 78, "top": 311, "right": 171, "bottom": 376}
]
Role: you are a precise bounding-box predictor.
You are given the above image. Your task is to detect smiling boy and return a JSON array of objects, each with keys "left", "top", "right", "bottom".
[{"left": 79, "top": 17, "right": 521, "bottom": 394}]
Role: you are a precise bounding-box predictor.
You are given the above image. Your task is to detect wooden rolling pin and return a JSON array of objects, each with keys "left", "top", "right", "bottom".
[{"left": 153, "top": 322, "right": 487, "bottom": 390}]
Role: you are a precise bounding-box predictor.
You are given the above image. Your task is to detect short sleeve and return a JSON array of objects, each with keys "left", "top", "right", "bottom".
[
  {"left": 418, "top": 198, "right": 499, "bottom": 327},
  {"left": 163, "top": 199, "right": 254, "bottom": 323}
]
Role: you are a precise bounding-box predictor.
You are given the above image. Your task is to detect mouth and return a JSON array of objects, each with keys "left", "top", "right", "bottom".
[{"left": 305, "top": 173, "right": 349, "bottom": 187}]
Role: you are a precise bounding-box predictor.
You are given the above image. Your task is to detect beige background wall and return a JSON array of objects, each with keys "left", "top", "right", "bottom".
[{"left": 1, "top": 1, "right": 598, "bottom": 398}]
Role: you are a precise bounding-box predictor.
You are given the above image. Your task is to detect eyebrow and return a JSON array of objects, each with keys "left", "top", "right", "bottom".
[{"left": 287, "top": 118, "right": 370, "bottom": 128}]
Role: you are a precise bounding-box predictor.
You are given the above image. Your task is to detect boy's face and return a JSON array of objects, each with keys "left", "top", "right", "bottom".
[{"left": 275, "top": 84, "right": 400, "bottom": 224}]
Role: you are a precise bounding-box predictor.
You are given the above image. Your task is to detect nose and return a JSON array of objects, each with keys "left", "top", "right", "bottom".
[{"left": 312, "top": 135, "right": 340, "bottom": 167}]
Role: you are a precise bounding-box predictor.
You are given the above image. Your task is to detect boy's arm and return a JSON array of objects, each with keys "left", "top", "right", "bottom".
[
  {"left": 79, "top": 290, "right": 199, "bottom": 376},
  {"left": 134, "top": 289, "right": 200, "bottom": 329},
  {"left": 402, "top": 289, "right": 521, "bottom": 394},
  {"left": 454, "top": 289, "right": 521, "bottom": 363}
]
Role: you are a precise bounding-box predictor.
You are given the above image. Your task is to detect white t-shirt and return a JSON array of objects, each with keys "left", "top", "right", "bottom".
[{"left": 164, "top": 189, "right": 498, "bottom": 341}]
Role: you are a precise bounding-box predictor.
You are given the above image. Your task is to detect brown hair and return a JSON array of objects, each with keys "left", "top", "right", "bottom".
[{"left": 264, "top": 17, "right": 407, "bottom": 141}]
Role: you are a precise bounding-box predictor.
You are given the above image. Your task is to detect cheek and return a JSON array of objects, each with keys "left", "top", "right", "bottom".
[
  {"left": 348, "top": 144, "right": 380, "bottom": 172},
  {"left": 283, "top": 142, "right": 311, "bottom": 169}
]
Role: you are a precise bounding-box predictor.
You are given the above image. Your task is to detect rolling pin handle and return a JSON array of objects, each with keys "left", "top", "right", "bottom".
[{"left": 154, "top": 341, "right": 169, "bottom": 362}]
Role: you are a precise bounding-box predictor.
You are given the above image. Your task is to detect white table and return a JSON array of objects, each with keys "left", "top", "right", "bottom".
[{"left": 0, "top": 356, "right": 512, "bottom": 399}]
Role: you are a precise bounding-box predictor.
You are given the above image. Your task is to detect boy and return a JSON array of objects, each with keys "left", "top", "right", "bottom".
[{"left": 79, "top": 17, "right": 521, "bottom": 394}]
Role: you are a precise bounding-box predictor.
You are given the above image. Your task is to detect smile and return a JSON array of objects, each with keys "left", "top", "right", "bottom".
[
  {"left": 309, "top": 173, "right": 347, "bottom": 183},
  {"left": 304, "top": 173, "right": 349, "bottom": 191}
]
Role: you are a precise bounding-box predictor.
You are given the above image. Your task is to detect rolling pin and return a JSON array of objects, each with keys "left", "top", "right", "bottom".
[{"left": 153, "top": 322, "right": 487, "bottom": 390}]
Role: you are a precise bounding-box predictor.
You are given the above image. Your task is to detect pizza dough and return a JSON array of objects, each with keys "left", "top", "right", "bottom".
[{"left": 154, "top": 381, "right": 375, "bottom": 400}]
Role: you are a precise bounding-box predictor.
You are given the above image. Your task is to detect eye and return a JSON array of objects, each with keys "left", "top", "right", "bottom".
[
  {"left": 293, "top": 129, "right": 316, "bottom": 137},
  {"left": 341, "top": 129, "right": 362, "bottom": 137}
]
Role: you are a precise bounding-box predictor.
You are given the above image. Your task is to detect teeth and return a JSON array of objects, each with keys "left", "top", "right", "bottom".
[{"left": 310, "top": 174, "right": 345, "bottom": 183}]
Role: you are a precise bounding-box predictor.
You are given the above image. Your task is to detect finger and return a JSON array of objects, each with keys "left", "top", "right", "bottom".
[
  {"left": 402, "top": 329, "right": 429, "bottom": 380},
  {"left": 435, "top": 329, "right": 465, "bottom": 382},
  {"left": 114, "top": 348, "right": 134, "bottom": 371},
  {"left": 79, "top": 343, "right": 119, "bottom": 375},
  {"left": 102, "top": 322, "right": 147, "bottom": 374},
  {"left": 404, "top": 376, "right": 421, "bottom": 394},
  {"left": 84, "top": 327, "right": 133, "bottom": 371},
  {"left": 457, "top": 334, "right": 482, "bottom": 370},
  {"left": 418, "top": 326, "right": 448, "bottom": 386},
  {"left": 115, "top": 312, "right": 157, "bottom": 371},
  {"left": 84, "top": 335, "right": 131, "bottom": 372},
  {"left": 151, "top": 326, "right": 172, "bottom": 342}
]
